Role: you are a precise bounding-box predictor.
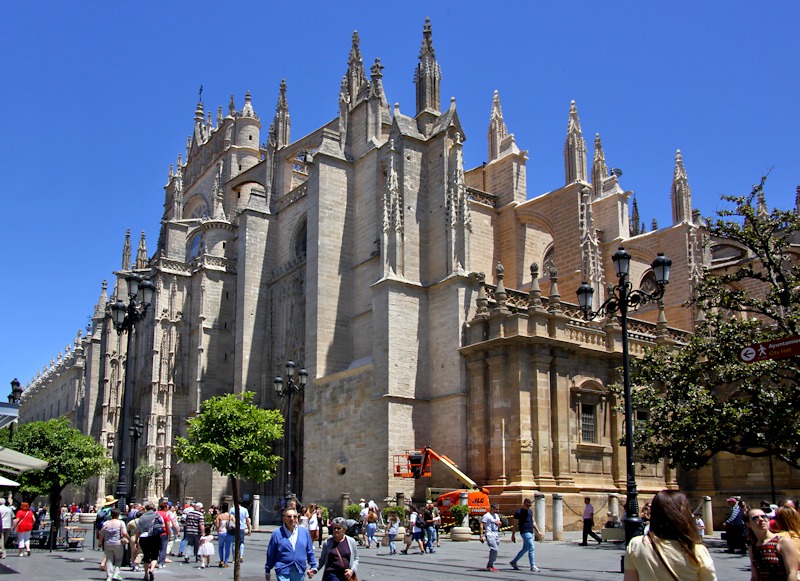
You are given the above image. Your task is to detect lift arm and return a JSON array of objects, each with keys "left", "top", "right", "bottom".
[{"left": 420, "top": 446, "right": 480, "bottom": 490}]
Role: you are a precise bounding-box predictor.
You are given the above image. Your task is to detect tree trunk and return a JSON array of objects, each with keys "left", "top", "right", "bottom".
[
  {"left": 49, "top": 487, "right": 63, "bottom": 551},
  {"left": 232, "top": 476, "right": 240, "bottom": 581}
]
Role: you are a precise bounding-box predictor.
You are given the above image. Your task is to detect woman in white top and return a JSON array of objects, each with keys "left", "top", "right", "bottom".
[
  {"left": 307, "top": 503, "right": 319, "bottom": 542},
  {"left": 298, "top": 506, "right": 310, "bottom": 529},
  {"left": 625, "top": 490, "right": 717, "bottom": 581}
]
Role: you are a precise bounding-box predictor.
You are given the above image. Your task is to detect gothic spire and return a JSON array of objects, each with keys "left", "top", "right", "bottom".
[
  {"left": 136, "top": 231, "right": 148, "bottom": 269},
  {"left": 591, "top": 133, "right": 608, "bottom": 198},
  {"left": 241, "top": 90, "right": 256, "bottom": 118},
  {"left": 564, "top": 100, "right": 587, "bottom": 183},
  {"left": 122, "top": 229, "right": 131, "bottom": 270},
  {"left": 630, "top": 195, "right": 641, "bottom": 236},
  {"left": 272, "top": 79, "right": 290, "bottom": 149},
  {"left": 346, "top": 31, "right": 367, "bottom": 106},
  {"left": 488, "top": 90, "right": 508, "bottom": 162},
  {"left": 414, "top": 17, "right": 442, "bottom": 115},
  {"left": 671, "top": 149, "right": 692, "bottom": 224}
]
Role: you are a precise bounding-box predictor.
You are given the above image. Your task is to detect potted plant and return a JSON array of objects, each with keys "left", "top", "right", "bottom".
[{"left": 449, "top": 504, "right": 472, "bottom": 542}]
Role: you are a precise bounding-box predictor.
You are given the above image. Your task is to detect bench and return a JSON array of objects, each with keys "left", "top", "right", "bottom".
[{"left": 601, "top": 527, "right": 625, "bottom": 542}]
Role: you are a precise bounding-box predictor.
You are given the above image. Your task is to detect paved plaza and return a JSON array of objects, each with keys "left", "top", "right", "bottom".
[{"left": 1, "top": 530, "right": 751, "bottom": 580}]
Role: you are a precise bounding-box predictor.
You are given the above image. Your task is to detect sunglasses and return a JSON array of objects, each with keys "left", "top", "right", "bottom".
[{"left": 750, "top": 514, "right": 769, "bottom": 522}]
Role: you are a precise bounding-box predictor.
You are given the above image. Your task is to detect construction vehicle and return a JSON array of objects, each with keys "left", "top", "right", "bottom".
[{"left": 393, "top": 446, "right": 490, "bottom": 530}]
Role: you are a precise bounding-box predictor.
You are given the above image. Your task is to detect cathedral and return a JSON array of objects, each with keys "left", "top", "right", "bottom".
[{"left": 19, "top": 18, "right": 795, "bottom": 525}]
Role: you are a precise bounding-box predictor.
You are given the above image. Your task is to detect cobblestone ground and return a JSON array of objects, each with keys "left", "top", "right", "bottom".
[{"left": 2, "top": 530, "right": 751, "bottom": 580}]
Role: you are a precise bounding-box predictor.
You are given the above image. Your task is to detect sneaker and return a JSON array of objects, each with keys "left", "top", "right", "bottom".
[
  {"left": 531, "top": 565, "right": 540, "bottom": 572},
  {"left": 510, "top": 561, "right": 520, "bottom": 570},
  {"left": 487, "top": 567, "right": 499, "bottom": 572},
  {"left": 400, "top": 549, "right": 408, "bottom": 555}
]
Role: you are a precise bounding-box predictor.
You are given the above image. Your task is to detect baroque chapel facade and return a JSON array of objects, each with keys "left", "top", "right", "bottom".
[{"left": 20, "top": 19, "right": 793, "bottom": 523}]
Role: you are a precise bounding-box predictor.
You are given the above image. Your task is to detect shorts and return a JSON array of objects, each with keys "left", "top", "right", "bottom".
[{"left": 412, "top": 531, "right": 424, "bottom": 541}]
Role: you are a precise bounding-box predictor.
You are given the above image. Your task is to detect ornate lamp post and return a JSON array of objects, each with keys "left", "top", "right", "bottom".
[
  {"left": 109, "top": 273, "right": 155, "bottom": 512},
  {"left": 128, "top": 415, "right": 144, "bottom": 503},
  {"left": 273, "top": 361, "right": 308, "bottom": 499},
  {"left": 576, "top": 247, "right": 671, "bottom": 546},
  {"left": 8, "top": 378, "right": 22, "bottom": 441}
]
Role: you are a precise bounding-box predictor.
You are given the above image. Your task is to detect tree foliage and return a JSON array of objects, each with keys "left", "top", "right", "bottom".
[
  {"left": 628, "top": 177, "right": 800, "bottom": 470},
  {"left": 174, "top": 391, "right": 283, "bottom": 581},
  {"left": 11, "top": 418, "right": 109, "bottom": 546}
]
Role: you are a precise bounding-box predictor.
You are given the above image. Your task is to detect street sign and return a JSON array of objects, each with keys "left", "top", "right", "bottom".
[{"left": 738, "top": 335, "right": 800, "bottom": 363}]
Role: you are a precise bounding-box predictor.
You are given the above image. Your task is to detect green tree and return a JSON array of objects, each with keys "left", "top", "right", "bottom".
[
  {"left": 12, "top": 418, "right": 110, "bottom": 548},
  {"left": 134, "top": 461, "right": 161, "bottom": 495},
  {"left": 174, "top": 391, "right": 283, "bottom": 581},
  {"left": 628, "top": 177, "right": 800, "bottom": 470}
]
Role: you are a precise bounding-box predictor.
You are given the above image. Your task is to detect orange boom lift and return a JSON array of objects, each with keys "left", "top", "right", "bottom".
[{"left": 393, "top": 446, "right": 490, "bottom": 530}]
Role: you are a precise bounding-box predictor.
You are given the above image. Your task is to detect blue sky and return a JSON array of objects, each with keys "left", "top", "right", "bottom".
[{"left": 1, "top": 1, "right": 799, "bottom": 390}]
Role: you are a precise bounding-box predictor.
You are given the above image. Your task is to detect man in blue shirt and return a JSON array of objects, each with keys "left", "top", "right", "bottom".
[
  {"left": 510, "top": 498, "right": 542, "bottom": 572},
  {"left": 265, "top": 508, "right": 317, "bottom": 581}
]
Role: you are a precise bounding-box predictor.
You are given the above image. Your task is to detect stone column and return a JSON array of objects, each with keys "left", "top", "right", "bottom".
[
  {"left": 608, "top": 493, "right": 619, "bottom": 517},
  {"left": 702, "top": 496, "right": 714, "bottom": 536},
  {"left": 252, "top": 495, "right": 260, "bottom": 531},
  {"left": 459, "top": 491, "right": 469, "bottom": 526},
  {"left": 552, "top": 494, "right": 563, "bottom": 541},
  {"left": 534, "top": 493, "right": 546, "bottom": 540},
  {"left": 550, "top": 350, "right": 574, "bottom": 486},
  {"left": 341, "top": 493, "right": 350, "bottom": 518},
  {"left": 530, "top": 348, "right": 554, "bottom": 485},
  {"left": 486, "top": 353, "right": 510, "bottom": 484}
]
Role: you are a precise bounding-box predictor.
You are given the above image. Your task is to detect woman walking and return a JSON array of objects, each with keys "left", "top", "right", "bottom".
[
  {"left": 364, "top": 506, "right": 379, "bottom": 549},
  {"left": 12, "top": 502, "right": 35, "bottom": 557},
  {"left": 215, "top": 502, "right": 234, "bottom": 567},
  {"left": 318, "top": 517, "right": 359, "bottom": 580},
  {"left": 100, "top": 508, "right": 130, "bottom": 581},
  {"left": 386, "top": 510, "right": 399, "bottom": 555},
  {"left": 748, "top": 505, "right": 799, "bottom": 580},
  {"left": 480, "top": 503, "right": 502, "bottom": 572},
  {"left": 624, "top": 490, "right": 717, "bottom": 580}
]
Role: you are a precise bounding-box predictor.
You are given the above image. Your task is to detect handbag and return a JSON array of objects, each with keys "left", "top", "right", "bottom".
[{"left": 334, "top": 544, "right": 357, "bottom": 581}]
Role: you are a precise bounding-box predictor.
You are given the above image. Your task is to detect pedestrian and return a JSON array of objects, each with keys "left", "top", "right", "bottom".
[
  {"left": 265, "top": 507, "right": 318, "bottom": 581},
  {"left": 298, "top": 506, "right": 310, "bottom": 529},
  {"left": 182, "top": 501, "right": 203, "bottom": 563},
  {"left": 12, "top": 501, "right": 35, "bottom": 558},
  {"left": 318, "top": 517, "right": 359, "bottom": 580},
  {"left": 95, "top": 495, "right": 117, "bottom": 571},
  {"left": 156, "top": 500, "right": 173, "bottom": 567},
  {"left": 0, "top": 498, "right": 13, "bottom": 558},
  {"left": 197, "top": 524, "right": 214, "bottom": 569},
  {"left": 364, "top": 506, "right": 379, "bottom": 549},
  {"left": 510, "top": 498, "right": 542, "bottom": 572},
  {"left": 135, "top": 501, "right": 165, "bottom": 581},
  {"left": 624, "top": 490, "right": 717, "bottom": 581},
  {"left": 307, "top": 503, "right": 319, "bottom": 545},
  {"left": 580, "top": 497, "right": 602, "bottom": 546},
  {"left": 215, "top": 501, "right": 234, "bottom": 567},
  {"left": 99, "top": 508, "right": 130, "bottom": 581},
  {"left": 423, "top": 501, "right": 437, "bottom": 553},
  {"left": 747, "top": 505, "right": 799, "bottom": 581},
  {"left": 722, "top": 496, "right": 746, "bottom": 554},
  {"left": 127, "top": 510, "right": 144, "bottom": 573},
  {"left": 694, "top": 512, "right": 705, "bottom": 537},
  {"left": 358, "top": 502, "right": 369, "bottom": 547},
  {"left": 230, "top": 498, "right": 252, "bottom": 563},
  {"left": 386, "top": 510, "right": 399, "bottom": 555},
  {"left": 400, "top": 505, "right": 425, "bottom": 555},
  {"left": 480, "top": 503, "right": 502, "bottom": 572},
  {"left": 774, "top": 506, "right": 800, "bottom": 553}
]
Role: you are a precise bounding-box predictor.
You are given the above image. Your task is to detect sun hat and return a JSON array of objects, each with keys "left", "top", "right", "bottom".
[{"left": 102, "top": 495, "right": 118, "bottom": 507}]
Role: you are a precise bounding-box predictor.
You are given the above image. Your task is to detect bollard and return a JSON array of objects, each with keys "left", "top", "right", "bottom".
[
  {"left": 252, "top": 495, "right": 260, "bottom": 531},
  {"left": 341, "top": 493, "right": 350, "bottom": 518},
  {"left": 703, "top": 496, "right": 714, "bottom": 536},
  {"left": 396, "top": 492, "right": 405, "bottom": 509},
  {"left": 552, "top": 494, "right": 563, "bottom": 541},
  {"left": 608, "top": 493, "right": 619, "bottom": 518},
  {"left": 534, "top": 493, "right": 546, "bottom": 541}
]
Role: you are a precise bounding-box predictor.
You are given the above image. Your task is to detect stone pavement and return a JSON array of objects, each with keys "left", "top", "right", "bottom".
[{"left": 1, "top": 530, "right": 752, "bottom": 580}]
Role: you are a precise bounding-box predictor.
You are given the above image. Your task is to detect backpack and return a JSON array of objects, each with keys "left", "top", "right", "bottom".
[
  {"left": 149, "top": 513, "right": 165, "bottom": 536},
  {"left": 95, "top": 507, "right": 110, "bottom": 531}
]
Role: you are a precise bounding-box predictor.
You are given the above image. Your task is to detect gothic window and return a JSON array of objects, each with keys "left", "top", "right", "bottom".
[
  {"left": 187, "top": 232, "right": 205, "bottom": 261},
  {"left": 581, "top": 403, "right": 596, "bottom": 443},
  {"left": 543, "top": 246, "right": 556, "bottom": 278},
  {"left": 640, "top": 271, "right": 658, "bottom": 296},
  {"left": 294, "top": 220, "right": 307, "bottom": 259}
]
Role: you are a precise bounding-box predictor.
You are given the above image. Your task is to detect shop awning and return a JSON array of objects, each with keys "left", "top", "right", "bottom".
[
  {"left": 0, "top": 447, "right": 48, "bottom": 474},
  {"left": 0, "top": 475, "right": 20, "bottom": 487}
]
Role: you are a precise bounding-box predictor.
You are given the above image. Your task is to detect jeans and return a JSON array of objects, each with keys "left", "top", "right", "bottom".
[
  {"left": 218, "top": 532, "right": 233, "bottom": 563},
  {"left": 365, "top": 523, "right": 377, "bottom": 548},
  {"left": 511, "top": 531, "right": 535, "bottom": 567},
  {"left": 425, "top": 526, "right": 437, "bottom": 552},
  {"left": 485, "top": 533, "right": 499, "bottom": 568},
  {"left": 275, "top": 567, "right": 307, "bottom": 581},
  {"left": 158, "top": 534, "right": 168, "bottom": 565},
  {"left": 388, "top": 533, "right": 397, "bottom": 554}
]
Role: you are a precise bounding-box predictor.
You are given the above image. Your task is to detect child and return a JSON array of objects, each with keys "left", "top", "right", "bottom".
[{"left": 197, "top": 525, "right": 214, "bottom": 569}]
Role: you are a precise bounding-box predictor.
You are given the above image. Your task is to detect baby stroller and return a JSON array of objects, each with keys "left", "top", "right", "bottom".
[{"left": 344, "top": 519, "right": 364, "bottom": 545}]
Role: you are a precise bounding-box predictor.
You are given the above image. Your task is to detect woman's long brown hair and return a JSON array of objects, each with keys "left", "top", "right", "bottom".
[{"left": 648, "top": 490, "right": 702, "bottom": 566}]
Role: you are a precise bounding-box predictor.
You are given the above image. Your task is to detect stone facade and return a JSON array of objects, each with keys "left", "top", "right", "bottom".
[{"left": 18, "top": 18, "right": 799, "bottom": 527}]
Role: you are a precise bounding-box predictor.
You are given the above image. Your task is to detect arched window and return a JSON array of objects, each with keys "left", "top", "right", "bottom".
[
  {"left": 294, "top": 220, "right": 307, "bottom": 259},
  {"left": 543, "top": 246, "right": 556, "bottom": 278}
]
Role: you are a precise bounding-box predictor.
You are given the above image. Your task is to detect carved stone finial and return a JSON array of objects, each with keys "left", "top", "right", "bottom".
[
  {"left": 548, "top": 267, "right": 561, "bottom": 311},
  {"left": 529, "top": 263, "right": 542, "bottom": 306},
  {"left": 475, "top": 272, "right": 489, "bottom": 316},
  {"left": 494, "top": 263, "right": 507, "bottom": 309}
]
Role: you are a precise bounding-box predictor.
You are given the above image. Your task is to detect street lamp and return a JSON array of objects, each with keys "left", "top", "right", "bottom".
[
  {"left": 8, "top": 378, "right": 22, "bottom": 441},
  {"left": 109, "top": 273, "right": 155, "bottom": 512},
  {"left": 128, "top": 415, "right": 144, "bottom": 503},
  {"left": 273, "top": 361, "right": 308, "bottom": 499},
  {"left": 576, "top": 247, "right": 671, "bottom": 546}
]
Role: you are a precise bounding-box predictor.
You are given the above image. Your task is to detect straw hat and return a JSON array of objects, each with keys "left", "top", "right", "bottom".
[{"left": 102, "top": 495, "right": 118, "bottom": 507}]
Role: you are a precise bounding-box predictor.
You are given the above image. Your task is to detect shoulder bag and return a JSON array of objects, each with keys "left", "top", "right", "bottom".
[
  {"left": 334, "top": 544, "right": 358, "bottom": 581},
  {"left": 647, "top": 532, "right": 680, "bottom": 581}
]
